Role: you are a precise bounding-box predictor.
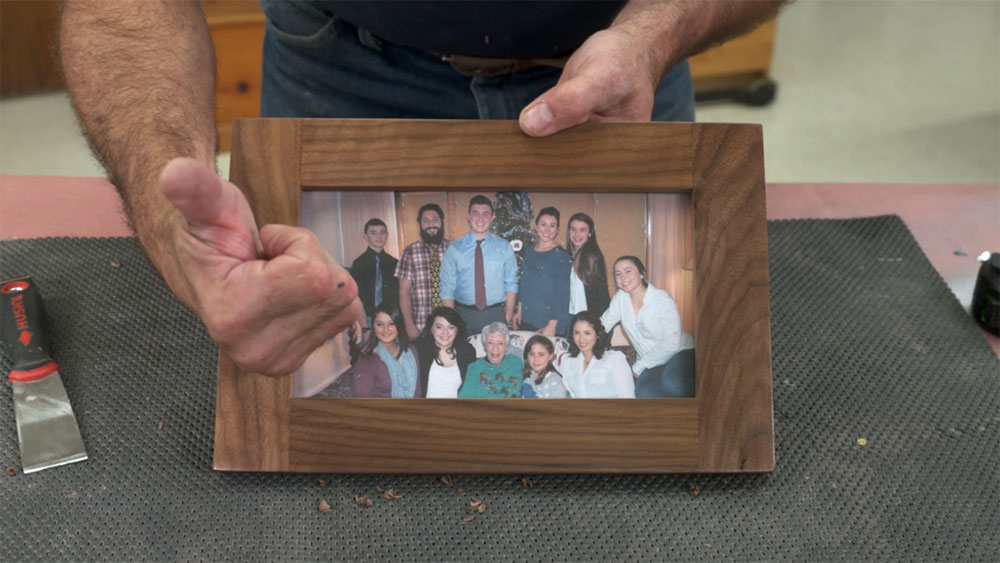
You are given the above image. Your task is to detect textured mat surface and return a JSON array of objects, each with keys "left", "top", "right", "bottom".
[{"left": 1, "top": 216, "right": 997, "bottom": 562}]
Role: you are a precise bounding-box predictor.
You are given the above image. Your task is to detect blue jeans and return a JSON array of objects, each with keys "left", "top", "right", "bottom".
[
  {"left": 259, "top": 0, "right": 695, "bottom": 121},
  {"left": 634, "top": 348, "right": 696, "bottom": 398}
]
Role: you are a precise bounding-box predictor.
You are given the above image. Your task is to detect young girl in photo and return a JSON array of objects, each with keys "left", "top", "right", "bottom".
[{"left": 521, "top": 335, "right": 569, "bottom": 398}]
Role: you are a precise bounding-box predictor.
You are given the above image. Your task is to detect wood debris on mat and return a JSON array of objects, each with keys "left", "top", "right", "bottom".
[
  {"left": 354, "top": 495, "right": 373, "bottom": 508},
  {"left": 381, "top": 488, "right": 403, "bottom": 500},
  {"left": 439, "top": 475, "right": 452, "bottom": 486},
  {"left": 690, "top": 483, "right": 701, "bottom": 497},
  {"left": 318, "top": 500, "right": 332, "bottom": 513}
]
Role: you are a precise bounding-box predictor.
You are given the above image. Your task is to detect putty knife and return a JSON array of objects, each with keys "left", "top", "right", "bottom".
[{"left": 1, "top": 276, "right": 87, "bottom": 473}]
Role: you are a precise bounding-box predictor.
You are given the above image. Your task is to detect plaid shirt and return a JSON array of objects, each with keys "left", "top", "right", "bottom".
[{"left": 395, "top": 239, "right": 451, "bottom": 332}]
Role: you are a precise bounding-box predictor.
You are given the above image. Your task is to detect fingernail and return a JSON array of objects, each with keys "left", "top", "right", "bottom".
[{"left": 522, "top": 102, "right": 554, "bottom": 135}]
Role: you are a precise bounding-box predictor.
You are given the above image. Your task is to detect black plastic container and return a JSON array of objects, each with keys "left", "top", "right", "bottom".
[{"left": 971, "top": 252, "right": 1000, "bottom": 335}]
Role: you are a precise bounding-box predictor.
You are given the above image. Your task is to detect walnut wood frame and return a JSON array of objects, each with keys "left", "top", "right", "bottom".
[{"left": 214, "top": 118, "right": 773, "bottom": 473}]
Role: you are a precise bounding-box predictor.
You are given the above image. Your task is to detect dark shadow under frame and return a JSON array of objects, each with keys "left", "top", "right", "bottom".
[{"left": 214, "top": 118, "right": 773, "bottom": 473}]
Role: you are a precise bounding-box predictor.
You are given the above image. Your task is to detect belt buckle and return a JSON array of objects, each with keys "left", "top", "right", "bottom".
[{"left": 441, "top": 54, "right": 523, "bottom": 77}]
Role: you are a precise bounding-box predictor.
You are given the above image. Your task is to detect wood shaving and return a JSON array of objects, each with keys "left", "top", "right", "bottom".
[
  {"left": 109, "top": 260, "right": 121, "bottom": 268},
  {"left": 318, "top": 480, "right": 328, "bottom": 487},
  {"left": 520, "top": 477, "right": 533, "bottom": 488},
  {"left": 690, "top": 484, "right": 701, "bottom": 497},
  {"left": 857, "top": 438, "right": 868, "bottom": 446},
  {"left": 460, "top": 515, "right": 476, "bottom": 524},
  {"left": 318, "top": 500, "right": 332, "bottom": 513},
  {"left": 6, "top": 467, "right": 16, "bottom": 477},
  {"left": 468, "top": 498, "right": 486, "bottom": 513},
  {"left": 382, "top": 489, "right": 403, "bottom": 500},
  {"left": 503, "top": 479, "right": 513, "bottom": 485},
  {"left": 439, "top": 475, "right": 452, "bottom": 486},
  {"left": 354, "top": 495, "right": 373, "bottom": 507},
  {"left": 156, "top": 421, "right": 164, "bottom": 431}
]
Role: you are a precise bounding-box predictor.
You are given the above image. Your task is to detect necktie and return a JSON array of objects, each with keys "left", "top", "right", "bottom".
[
  {"left": 430, "top": 244, "right": 441, "bottom": 310},
  {"left": 374, "top": 254, "right": 382, "bottom": 307},
  {"left": 475, "top": 239, "right": 486, "bottom": 310}
]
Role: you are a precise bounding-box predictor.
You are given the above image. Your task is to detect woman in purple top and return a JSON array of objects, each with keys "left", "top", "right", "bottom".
[{"left": 351, "top": 303, "right": 421, "bottom": 398}]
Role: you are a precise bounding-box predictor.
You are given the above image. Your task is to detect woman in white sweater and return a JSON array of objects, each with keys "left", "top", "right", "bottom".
[
  {"left": 600, "top": 256, "right": 694, "bottom": 398},
  {"left": 557, "top": 311, "right": 634, "bottom": 398}
]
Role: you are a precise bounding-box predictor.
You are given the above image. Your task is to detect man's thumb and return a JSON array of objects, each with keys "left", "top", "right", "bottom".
[
  {"left": 160, "top": 157, "right": 228, "bottom": 226},
  {"left": 519, "top": 72, "right": 611, "bottom": 137},
  {"left": 160, "top": 157, "right": 261, "bottom": 260}
]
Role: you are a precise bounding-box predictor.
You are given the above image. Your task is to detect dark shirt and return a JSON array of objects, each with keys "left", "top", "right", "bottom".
[
  {"left": 320, "top": 1, "right": 627, "bottom": 58},
  {"left": 350, "top": 248, "right": 399, "bottom": 318},
  {"left": 519, "top": 245, "right": 572, "bottom": 334},
  {"left": 585, "top": 271, "right": 611, "bottom": 316}
]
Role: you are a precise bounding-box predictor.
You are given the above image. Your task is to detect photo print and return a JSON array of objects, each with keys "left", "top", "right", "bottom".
[{"left": 294, "top": 190, "right": 696, "bottom": 400}]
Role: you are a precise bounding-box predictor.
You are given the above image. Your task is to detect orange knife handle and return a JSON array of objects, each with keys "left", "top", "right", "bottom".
[{"left": 1, "top": 276, "right": 58, "bottom": 381}]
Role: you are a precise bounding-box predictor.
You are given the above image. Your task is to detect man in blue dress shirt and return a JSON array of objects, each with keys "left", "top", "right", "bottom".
[{"left": 440, "top": 196, "right": 519, "bottom": 335}]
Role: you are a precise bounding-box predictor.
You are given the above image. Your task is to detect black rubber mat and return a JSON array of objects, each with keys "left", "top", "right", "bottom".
[{"left": 1, "top": 216, "right": 997, "bottom": 561}]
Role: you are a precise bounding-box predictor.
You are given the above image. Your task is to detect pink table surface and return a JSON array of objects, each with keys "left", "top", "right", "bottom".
[{"left": 2, "top": 175, "right": 998, "bottom": 353}]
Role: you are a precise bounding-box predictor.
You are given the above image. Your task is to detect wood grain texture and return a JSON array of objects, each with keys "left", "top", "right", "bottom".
[
  {"left": 688, "top": 19, "right": 776, "bottom": 81},
  {"left": 0, "top": 0, "right": 62, "bottom": 97},
  {"left": 691, "top": 123, "right": 775, "bottom": 472},
  {"left": 289, "top": 399, "right": 699, "bottom": 473},
  {"left": 300, "top": 120, "right": 693, "bottom": 191},
  {"left": 202, "top": 1, "right": 266, "bottom": 152},
  {"left": 218, "top": 118, "right": 773, "bottom": 473},
  {"left": 213, "top": 119, "right": 300, "bottom": 471}
]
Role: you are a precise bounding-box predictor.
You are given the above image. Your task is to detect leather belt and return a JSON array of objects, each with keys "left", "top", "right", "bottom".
[
  {"left": 455, "top": 302, "right": 504, "bottom": 310},
  {"left": 434, "top": 53, "right": 570, "bottom": 77}
]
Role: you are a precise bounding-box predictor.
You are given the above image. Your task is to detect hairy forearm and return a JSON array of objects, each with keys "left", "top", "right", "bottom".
[
  {"left": 613, "top": 0, "right": 785, "bottom": 81},
  {"left": 60, "top": 0, "right": 216, "bottom": 259}
]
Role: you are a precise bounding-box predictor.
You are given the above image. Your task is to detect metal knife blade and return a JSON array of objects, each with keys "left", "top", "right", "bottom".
[{"left": 1, "top": 276, "right": 88, "bottom": 473}]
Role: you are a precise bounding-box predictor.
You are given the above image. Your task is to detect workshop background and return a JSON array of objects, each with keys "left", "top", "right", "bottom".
[{"left": 1, "top": 0, "right": 998, "bottom": 185}]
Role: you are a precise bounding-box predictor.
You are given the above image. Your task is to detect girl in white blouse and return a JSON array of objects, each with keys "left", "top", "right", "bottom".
[
  {"left": 557, "top": 311, "right": 634, "bottom": 398},
  {"left": 601, "top": 256, "right": 694, "bottom": 398}
]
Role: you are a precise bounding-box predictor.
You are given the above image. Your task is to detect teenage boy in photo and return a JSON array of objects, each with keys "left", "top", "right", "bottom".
[
  {"left": 350, "top": 218, "right": 399, "bottom": 331},
  {"left": 440, "top": 195, "right": 518, "bottom": 335}
]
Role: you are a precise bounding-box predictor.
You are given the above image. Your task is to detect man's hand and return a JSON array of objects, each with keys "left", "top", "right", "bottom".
[
  {"left": 518, "top": 0, "right": 784, "bottom": 137},
  {"left": 160, "top": 158, "right": 362, "bottom": 376},
  {"left": 519, "top": 27, "right": 658, "bottom": 137}
]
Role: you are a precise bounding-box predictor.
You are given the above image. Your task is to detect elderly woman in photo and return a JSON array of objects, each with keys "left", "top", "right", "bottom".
[
  {"left": 521, "top": 335, "right": 569, "bottom": 399},
  {"left": 351, "top": 303, "right": 421, "bottom": 398},
  {"left": 566, "top": 213, "right": 611, "bottom": 318},
  {"left": 514, "top": 207, "right": 572, "bottom": 337},
  {"left": 557, "top": 311, "right": 634, "bottom": 398},
  {"left": 601, "top": 256, "right": 694, "bottom": 398},
  {"left": 414, "top": 307, "right": 476, "bottom": 398},
  {"left": 458, "top": 322, "right": 524, "bottom": 398}
]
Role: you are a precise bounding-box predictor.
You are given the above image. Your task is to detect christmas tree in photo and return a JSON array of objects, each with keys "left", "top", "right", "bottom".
[{"left": 491, "top": 192, "right": 534, "bottom": 270}]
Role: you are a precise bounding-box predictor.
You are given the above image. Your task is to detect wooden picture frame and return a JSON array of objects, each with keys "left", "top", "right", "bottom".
[{"left": 214, "top": 118, "right": 774, "bottom": 473}]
